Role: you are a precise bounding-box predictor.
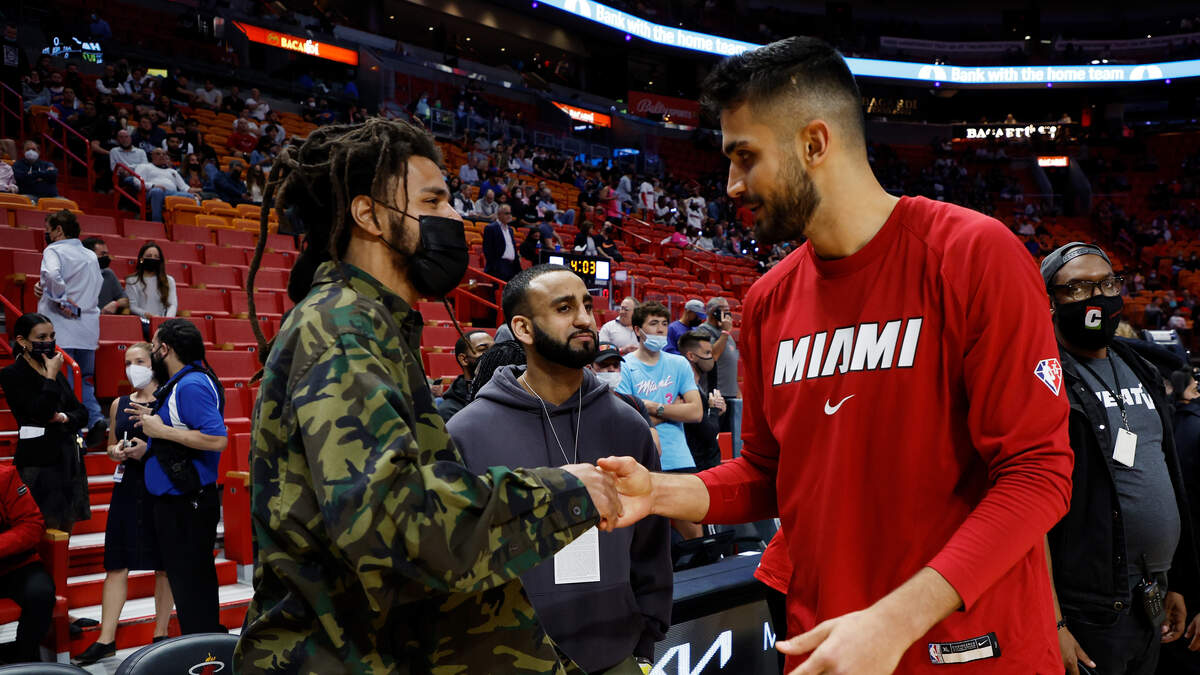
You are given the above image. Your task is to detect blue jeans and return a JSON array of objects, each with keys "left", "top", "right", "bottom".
[
  {"left": 63, "top": 347, "right": 103, "bottom": 428},
  {"left": 555, "top": 208, "right": 576, "bottom": 226},
  {"left": 728, "top": 397, "right": 743, "bottom": 456},
  {"left": 147, "top": 187, "right": 196, "bottom": 223}
]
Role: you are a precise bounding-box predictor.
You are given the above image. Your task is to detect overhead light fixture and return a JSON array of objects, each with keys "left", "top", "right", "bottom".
[
  {"left": 1024, "top": 35, "right": 1031, "bottom": 40},
  {"left": 389, "top": 15, "right": 395, "bottom": 19},
  {"left": 428, "top": 26, "right": 434, "bottom": 31},
  {"left": 466, "top": 36, "right": 471, "bottom": 41},
  {"left": 1091, "top": 59, "right": 1099, "bottom": 64},
  {"left": 501, "top": 47, "right": 506, "bottom": 52}
]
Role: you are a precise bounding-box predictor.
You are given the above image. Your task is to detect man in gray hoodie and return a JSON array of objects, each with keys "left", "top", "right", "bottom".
[{"left": 448, "top": 264, "right": 672, "bottom": 675}]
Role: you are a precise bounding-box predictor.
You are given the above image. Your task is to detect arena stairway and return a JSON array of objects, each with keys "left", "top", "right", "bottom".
[{"left": 0, "top": 364, "right": 255, "bottom": 665}]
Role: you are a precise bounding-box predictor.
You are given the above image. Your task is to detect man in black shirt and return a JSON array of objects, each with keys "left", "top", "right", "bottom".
[
  {"left": 1042, "top": 242, "right": 1200, "bottom": 675},
  {"left": 678, "top": 331, "right": 723, "bottom": 471}
]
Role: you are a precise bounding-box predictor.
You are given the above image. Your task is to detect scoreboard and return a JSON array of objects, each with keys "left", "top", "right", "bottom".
[{"left": 542, "top": 251, "right": 611, "bottom": 289}]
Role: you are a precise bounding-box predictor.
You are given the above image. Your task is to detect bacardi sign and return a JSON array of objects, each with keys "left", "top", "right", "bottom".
[{"left": 234, "top": 21, "right": 359, "bottom": 66}]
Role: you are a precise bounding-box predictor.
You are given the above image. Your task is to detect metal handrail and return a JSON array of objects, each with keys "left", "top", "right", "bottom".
[
  {"left": 41, "top": 114, "right": 94, "bottom": 195},
  {"left": 112, "top": 165, "right": 148, "bottom": 221},
  {"left": 0, "top": 292, "right": 83, "bottom": 400},
  {"left": 449, "top": 265, "right": 506, "bottom": 323},
  {"left": 0, "top": 82, "right": 22, "bottom": 143}
]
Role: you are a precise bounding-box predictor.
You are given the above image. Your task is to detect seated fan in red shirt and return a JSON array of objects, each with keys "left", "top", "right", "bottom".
[{"left": 601, "top": 36, "right": 1074, "bottom": 675}]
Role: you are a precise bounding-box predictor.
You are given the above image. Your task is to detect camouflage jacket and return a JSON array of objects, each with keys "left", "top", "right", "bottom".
[{"left": 234, "top": 262, "right": 598, "bottom": 674}]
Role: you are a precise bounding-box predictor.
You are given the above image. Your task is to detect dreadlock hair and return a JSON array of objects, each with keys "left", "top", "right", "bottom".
[
  {"left": 246, "top": 118, "right": 443, "bottom": 359},
  {"left": 470, "top": 339, "right": 526, "bottom": 400}
]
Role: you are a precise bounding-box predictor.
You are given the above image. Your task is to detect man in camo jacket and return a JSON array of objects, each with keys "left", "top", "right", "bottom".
[{"left": 234, "top": 118, "right": 625, "bottom": 674}]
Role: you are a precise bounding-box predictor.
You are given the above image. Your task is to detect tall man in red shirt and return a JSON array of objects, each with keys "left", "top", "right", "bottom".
[{"left": 601, "top": 37, "right": 1074, "bottom": 674}]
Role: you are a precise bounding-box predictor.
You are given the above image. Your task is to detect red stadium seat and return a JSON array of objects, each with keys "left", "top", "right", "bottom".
[
  {"left": 230, "top": 291, "right": 283, "bottom": 320},
  {"left": 424, "top": 351, "right": 461, "bottom": 379},
  {"left": 420, "top": 325, "right": 461, "bottom": 352},
  {"left": 177, "top": 288, "right": 232, "bottom": 319},
  {"left": 266, "top": 233, "right": 297, "bottom": 252},
  {"left": 255, "top": 251, "right": 291, "bottom": 269},
  {"left": 95, "top": 314, "right": 147, "bottom": 399},
  {"left": 149, "top": 316, "right": 214, "bottom": 344},
  {"left": 417, "top": 301, "right": 453, "bottom": 324},
  {"left": 77, "top": 214, "right": 119, "bottom": 236},
  {"left": 104, "top": 238, "right": 145, "bottom": 259},
  {"left": 191, "top": 265, "right": 243, "bottom": 291},
  {"left": 14, "top": 208, "right": 49, "bottom": 229},
  {"left": 251, "top": 268, "right": 288, "bottom": 292},
  {"left": 172, "top": 224, "right": 214, "bottom": 245},
  {"left": 204, "top": 246, "right": 247, "bottom": 267},
  {"left": 159, "top": 241, "right": 204, "bottom": 264},
  {"left": 216, "top": 230, "right": 255, "bottom": 248},
  {"left": 206, "top": 350, "right": 259, "bottom": 388},
  {"left": 213, "top": 318, "right": 264, "bottom": 352},
  {"left": 0, "top": 227, "right": 42, "bottom": 251},
  {"left": 122, "top": 219, "right": 167, "bottom": 241}
]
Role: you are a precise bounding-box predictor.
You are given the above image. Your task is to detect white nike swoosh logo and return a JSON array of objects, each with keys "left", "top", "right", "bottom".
[{"left": 824, "top": 394, "right": 855, "bottom": 415}]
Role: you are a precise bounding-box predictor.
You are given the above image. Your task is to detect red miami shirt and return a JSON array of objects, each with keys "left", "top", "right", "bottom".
[{"left": 700, "top": 196, "right": 1073, "bottom": 673}]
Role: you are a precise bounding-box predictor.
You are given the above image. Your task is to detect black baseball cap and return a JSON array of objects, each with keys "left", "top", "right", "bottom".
[{"left": 593, "top": 342, "right": 622, "bottom": 365}]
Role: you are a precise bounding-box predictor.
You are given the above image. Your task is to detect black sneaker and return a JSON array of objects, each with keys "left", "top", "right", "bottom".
[
  {"left": 153, "top": 635, "right": 169, "bottom": 643},
  {"left": 75, "top": 640, "right": 116, "bottom": 665}
]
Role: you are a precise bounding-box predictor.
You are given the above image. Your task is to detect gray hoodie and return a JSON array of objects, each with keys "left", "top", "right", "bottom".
[{"left": 447, "top": 366, "right": 672, "bottom": 671}]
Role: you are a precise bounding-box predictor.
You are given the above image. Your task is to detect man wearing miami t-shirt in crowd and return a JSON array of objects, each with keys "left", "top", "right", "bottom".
[
  {"left": 1041, "top": 242, "right": 1199, "bottom": 675},
  {"left": 598, "top": 37, "right": 1073, "bottom": 674},
  {"left": 617, "top": 300, "right": 703, "bottom": 538}
]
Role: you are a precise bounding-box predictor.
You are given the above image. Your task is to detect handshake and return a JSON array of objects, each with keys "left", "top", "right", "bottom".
[{"left": 561, "top": 457, "right": 655, "bottom": 532}]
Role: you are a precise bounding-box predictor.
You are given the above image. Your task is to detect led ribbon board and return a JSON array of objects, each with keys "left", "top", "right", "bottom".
[
  {"left": 536, "top": 0, "right": 1200, "bottom": 85},
  {"left": 234, "top": 21, "right": 359, "bottom": 66}
]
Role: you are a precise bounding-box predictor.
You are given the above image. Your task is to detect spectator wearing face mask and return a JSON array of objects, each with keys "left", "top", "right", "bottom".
[
  {"left": 39, "top": 210, "right": 106, "bottom": 443},
  {"left": 125, "top": 243, "right": 177, "bottom": 318},
  {"left": 13, "top": 140, "right": 58, "bottom": 200},
  {"left": 678, "top": 331, "right": 724, "bottom": 471},
  {"left": 588, "top": 343, "right": 660, "bottom": 456},
  {"left": 0, "top": 313, "right": 91, "bottom": 533},
  {"left": 437, "top": 330, "right": 495, "bottom": 422},
  {"left": 81, "top": 237, "right": 129, "bottom": 314},
  {"left": 1041, "top": 243, "right": 1200, "bottom": 675},
  {"left": 664, "top": 299, "right": 706, "bottom": 355},
  {"left": 617, "top": 301, "right": 703, "bottom": 475},
  {"left": 76, "top": 342, "right": 174, "bottom": 664},
  {"left": 447, "top": 265, "right": 671, "bottom": 675}
]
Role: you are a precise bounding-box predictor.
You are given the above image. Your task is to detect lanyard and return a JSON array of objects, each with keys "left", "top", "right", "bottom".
[
  {"left": 1077, "top": 355, "right": 1130, "bottom": 431},
  {"left": 520, "top": 374, "right": 581, "bottom": 465}
]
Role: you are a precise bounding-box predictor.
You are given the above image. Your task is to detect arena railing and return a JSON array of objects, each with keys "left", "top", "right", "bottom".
[
  {"left": 0, "top": 292, "right": 83, "bottom": 401},
  {"left": 41, "top": 114, "right": 94, "bottom": 196},
  {"left": 112, "top": 165, "right": 148, "bottom": 221},
  {"left": 0, "top": 82, "right": 21, "bottom": 143}
]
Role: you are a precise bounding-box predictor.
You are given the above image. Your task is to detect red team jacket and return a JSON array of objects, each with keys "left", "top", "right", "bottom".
[
  {"left": 0, "top": 463, "right": 44, "bottom": 577},
  {"left": 701, "top": 196, "right": 1074, "bottom": 673}
]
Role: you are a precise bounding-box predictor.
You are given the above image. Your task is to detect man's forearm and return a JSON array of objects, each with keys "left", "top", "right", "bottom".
[
  {"left": 156, "top": 425, "right": 227, "bottom": 452},
  {"left": 871, "top": 567, "right": 962, "bottom": 647},
  {"left": 649, "top": 472, "right": 709, "bottom": 522}
]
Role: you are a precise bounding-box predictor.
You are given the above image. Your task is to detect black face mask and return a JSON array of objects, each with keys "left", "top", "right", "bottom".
[
  {"left": 1055, "top": 295, "right": 1124, "bottom": 351},
  {"left": 376, "top": 207, "right": 468, "bottom": 298},
  {"left": 97, "top": 255, "right": 111, "bottom": 269},
  {"left": 139, "top": 258, "right": 161, "bottom": 273},
  {"left": 150, "top": 347, "right": 170, "bottom": 385},
  {"left": 26, "top": 340, "right": 56, "bottom": 360}
]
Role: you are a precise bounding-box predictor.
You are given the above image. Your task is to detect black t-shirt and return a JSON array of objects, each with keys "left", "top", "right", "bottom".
[{"left": 684, "top": 381, "right": 721, "bottom": 471}]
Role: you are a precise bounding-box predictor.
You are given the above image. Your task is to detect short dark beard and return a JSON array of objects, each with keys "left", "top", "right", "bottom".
[
  {"left": 744, "top": 148, "right": 820, "bottom": 245},
  {"left": 531, "top": 320, "right": 597, "bottom": 369}
]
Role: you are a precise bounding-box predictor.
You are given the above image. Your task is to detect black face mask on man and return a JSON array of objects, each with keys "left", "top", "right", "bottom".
[
  {"left": 374, "top": 203, "right": 468, "bottom": 298},
  {"left": 1054, "top": 294, "right": 1124, "bottom": 351}
]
